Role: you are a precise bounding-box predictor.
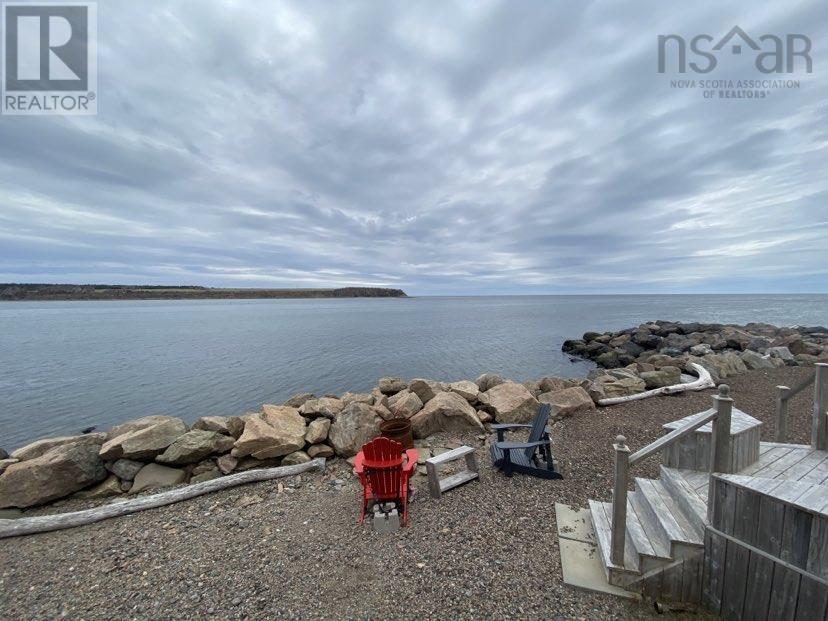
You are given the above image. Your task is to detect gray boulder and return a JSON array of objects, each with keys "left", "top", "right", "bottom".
[
  {"left": 0, "top": 444, "right": 107, "bottom": 508},
  {"left": 741, "top": 350, "right": 775, "bottom": 370},
  {"left": 298, "top": 397, "right": 343, "bottom": 419},
  {"left": 283, "top": 393, "right": 316, "bottom": 408},
  {"left": 447, "top": 380, "right": 480, "bottom": 402},
  {"left": 281, "top": 450, "right": 311, "bottom": 466},
  {"left": 107, "top": 458, "right": 144, "bottom": 481},
  {"left": 408, "top": 378, "right": 444, "bottom": 403},
  {"left": 307, "top": 444, "right": 335, "bottom": 458},
  {"left": 378, "top": 377, "right": 407, "bottom": 395},
  {"left": 107, "top": 415, "right": 179, "bottom": 441},
  {"left": 193, "top": 416, "right": 244, "bottom": 439},
  {"left": 130, "top": 463, "right": 187, "bottom": 494},
  {"left": 479, "top": 381, "right": 539, "bottom": 424},
  {"left": 99, "top": 418, "right": 189, "bottom": 461},
  {"left": 639, "top": 366, "right": 682, "bottom": 389},
  {"left": 156, "top": 430, "right": 235, "bottom": 466},
  {"left": 232, "top": 406, "right": 306, "bottom": 460},
  {"left": 11, "top": 432, "right": 106, "bottom": 462},
  {"left": 538, "top": 387, "right": 595, "bottom": 419},
  {"left": 409, "top": 392, "right": 484, "bottom": 439},
  {"left": 0, "top": 458, "right": 19, "bottom": 474},
  {"left": 475, "top": 373, "right": 505, "bottom": 392},
  {"left": 387, "top": 389, "right": 424, "bottom": 418},
  {"left": 767, "top": 346, "right": 795, "bottom": 362},
  {"left": 74, "top": 475, "right": 123, "bottom": 500},
  {"left": 304, "top": 418, "right": 331, "bottom": 444},
  {"left": 328, "top": 403, "right": 381, "bottom": 457},
  {"left": 340, "top": 392, "right": 374, "bottom": 406}
]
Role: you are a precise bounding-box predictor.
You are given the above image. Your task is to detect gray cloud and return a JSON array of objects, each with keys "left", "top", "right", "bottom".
[{"left": 0, "top": 0, "right": 826, "bottom": 294}]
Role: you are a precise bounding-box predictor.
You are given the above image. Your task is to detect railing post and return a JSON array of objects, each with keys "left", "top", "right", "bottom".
[
  {"left": 775, "top": 385, "right": 791, "bottom": 443},
  {"left": 711, "top": 384, "right": 733, "bottom": 473},
  {"left": 611, "top": 434, "right": 630, "bottom": 567},
  {"left": 813, "top": 364, "right": 828, "bottom": 451}
]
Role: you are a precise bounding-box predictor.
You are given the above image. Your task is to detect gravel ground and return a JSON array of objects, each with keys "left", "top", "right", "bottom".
[{"left": 0, "top": 367, "right": 816, "bottom": 621}]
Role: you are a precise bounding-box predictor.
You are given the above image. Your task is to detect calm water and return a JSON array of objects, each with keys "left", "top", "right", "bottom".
[{"left": 1, "top": 294, "right": 826, "bottom": 449}]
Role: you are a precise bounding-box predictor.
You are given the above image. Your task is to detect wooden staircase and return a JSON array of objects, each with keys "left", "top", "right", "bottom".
[
  {"left": 589, "top": 466, "right": 706, "bottom": 592},
  {"left": 578, "top": 365, "right": 828, "bottom": 615}
]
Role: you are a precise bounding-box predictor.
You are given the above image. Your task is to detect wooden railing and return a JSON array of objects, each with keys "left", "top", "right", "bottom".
[
  {"left": 774, "top": 363, "right": 828, "bottom": 449},
  {"left": 609, "top": 385, "right": 733, "bottom": 567}
]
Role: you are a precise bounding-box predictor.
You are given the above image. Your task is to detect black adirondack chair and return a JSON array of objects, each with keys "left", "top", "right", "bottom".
[{"left": 489, "top": 404, "right": 562, "bottom": 479}]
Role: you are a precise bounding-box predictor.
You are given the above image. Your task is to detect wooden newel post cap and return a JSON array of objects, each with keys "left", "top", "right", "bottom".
[
  {"left": 718, "top": 384, "right": 731, "bottom": 398},
  {"left": 615, "top": 435, "right": 627, "bottom": 448}
]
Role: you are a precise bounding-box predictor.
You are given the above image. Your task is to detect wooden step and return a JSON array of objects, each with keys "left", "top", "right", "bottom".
[
  {"left": 659, "top": 466, "right": 707, "bottom": 538},
  {"left": 633, "top": 478, "right": 704, "bottom": 554},
  {"left": 626, "top": 493, "right": 672, "bottom": 561},
  {"left": 588, "top": 499, "right": 640, "bottom": 583}
]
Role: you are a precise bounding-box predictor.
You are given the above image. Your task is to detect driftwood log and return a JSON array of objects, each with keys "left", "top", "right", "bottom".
[
  {"left": 0, "top": 457, "right": 326, "bottom": 539},
  {"left": 597, "top": 363, "right": 715, "bottom": 406}
]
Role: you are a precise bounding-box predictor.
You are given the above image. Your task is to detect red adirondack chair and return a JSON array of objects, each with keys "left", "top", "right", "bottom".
[{"left": 353, "top": 437, "right": 418, "bottom": 525}]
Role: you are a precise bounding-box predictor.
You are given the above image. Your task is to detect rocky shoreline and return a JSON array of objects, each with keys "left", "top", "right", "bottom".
[{"left": 1, "top": 320, "right": 826, "bottom": 512}]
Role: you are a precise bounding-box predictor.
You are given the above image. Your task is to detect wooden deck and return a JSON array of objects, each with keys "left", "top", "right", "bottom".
[{"left": 678, "top": 442, "right": 828, "bottom": 502}]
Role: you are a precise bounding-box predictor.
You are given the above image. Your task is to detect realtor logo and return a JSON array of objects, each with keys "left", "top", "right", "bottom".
[{"left": 2, "top": 2, "right": 97, "bottom": 115}]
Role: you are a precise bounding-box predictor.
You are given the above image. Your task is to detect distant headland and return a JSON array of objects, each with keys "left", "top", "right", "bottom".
[{"left": 0, "top": 284, "right": 408, "bottom": 301}]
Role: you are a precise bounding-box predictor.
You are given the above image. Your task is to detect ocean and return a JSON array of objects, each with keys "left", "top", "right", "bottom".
[{"left": 1, "top": 294, "right": 826, "bottom": 448}]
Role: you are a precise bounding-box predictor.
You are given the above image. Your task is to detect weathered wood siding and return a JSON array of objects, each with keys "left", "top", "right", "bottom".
[{"left": 702, "top": 475, "right": 828, "bottom": 620}]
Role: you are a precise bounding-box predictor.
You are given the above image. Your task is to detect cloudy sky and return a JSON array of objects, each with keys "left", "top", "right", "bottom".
[{"left": 0, "top": 1, "right": 826, "bottom": 295}]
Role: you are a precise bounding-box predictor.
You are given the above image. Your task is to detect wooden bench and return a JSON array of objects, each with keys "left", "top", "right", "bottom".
[{"left": 425, "top": 445, "right": 479, "bottom": 499}]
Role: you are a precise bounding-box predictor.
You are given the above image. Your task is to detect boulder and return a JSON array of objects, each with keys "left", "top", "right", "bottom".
[
  {"left": 107, "top": 415, "right": 179, "bottom": 441},
  {"left": 448, "top": 380, "right": 480, "bottom": 402},
  {"left": 371, "top": 388, "right": 389, "bottom": 409},
  {"left": 596, "top": 351, "right": 621, "bottom": 368},
  {"left": 475, "top": 373, "right": 505, "bottom": 392},
  {"left": 193, "top": 416, "right": 244, "bottom": 439},
  {"left": 99, "top": 418, "right": 188, "bottom": 461},
  {"left": 372, "top": 403, "right": 395, "bottom": 421},
  {"left": 378, "top": 377, "right": 407, "bottom": 395},
  {"left": 479, "top": 382, "right": 539, "bottom": 424},
  {"left": 190, "top": 468, "right": 221, "bottom": 484},
  {"left": 689, "top": 344, "right": 713, "bottom": 357},
  {"left": 156, "top": 430, "right": 235, "bottom": 466},
  {"left": 522, "top": 380, "right": 542, "bottom": 396},
  {"left": 191, "top": 460, "right": 217, "bottom": 476},
  {"left": 130, "top": 463, "right": 187, "bottom": 494},
  {"left": 767, "top": 346, "right": 795, "bottom": 362},
  {"left": 741, "top": 350, "right": 776, "bottom": 370},
  {"left": 11, "top": 432, "right": 106, "bottom": 461},
  {"left": 340, "top": 392, "right": 374, "bottom": 406},
  {"left": 409, "top": 392, "right": 485, "bottom": 439},
  {"left": 281, "top": 450, "right": 311, "bottom": 466},
  {"left": 0, "top": 448, "right": 7, "bottom": 460},
  {"left": 476, "top": 410, "right": 493, "bottom": 423},
  {"left": 588, "top": 375, "right": 646, "bottom": 401},
  {"left": 328, "top": 403, "right": 381, "bottom": 457},
  {"left": 216, "top": 454, "right": 238, "bottom": 474},
  {"left": 0, "top": 444, "right": 107, "bottom": 508},
  {"left": 74, "top": 474, "right": 123, "bottom": 499},
  {"left": 283, "top": 393, "right": 316, "bottom": 408},
  {"left": 305, "top": 418, "right": 331, "bottom": 444},
  {"left": 701, "top": 353, "right": 747, "bottom": 379},
  {"left": 408, "top": 379, "right": 444, "bottom": 403},
  {"left": 538, "top": 387, "right": 595, "bottom": 419},
  {"left": 232, "top": 406, "right": 306, "bottom": 459},
  {"left": 538, "top": 377, "right": 578, "bottom": 393},
  {"left": 298, "top": 397, "right": 343, "bottom": 419},
  {"left": 639, "top": 366, "right": 682, "bottom": 389},
  {"left": 387, "top": 389, "right": 423, "bottom": 418},
  {"left": 106, "top": 458, "right": 144, "bottom": 481},
  {"left": 0, "top": 458, "right": 19, "bottom": 474},
  {"left": 307, "top": 444, "right": 335, "bottom": 458}
]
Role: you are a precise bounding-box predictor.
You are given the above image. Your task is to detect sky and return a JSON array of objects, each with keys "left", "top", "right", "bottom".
[{"left": 0, "top": 1, "right": 826, "bottom": 295}]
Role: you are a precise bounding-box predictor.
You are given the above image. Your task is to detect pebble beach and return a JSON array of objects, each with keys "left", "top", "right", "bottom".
[{"left": 0, "top": 366, "right": 815, "bottom": 621}]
